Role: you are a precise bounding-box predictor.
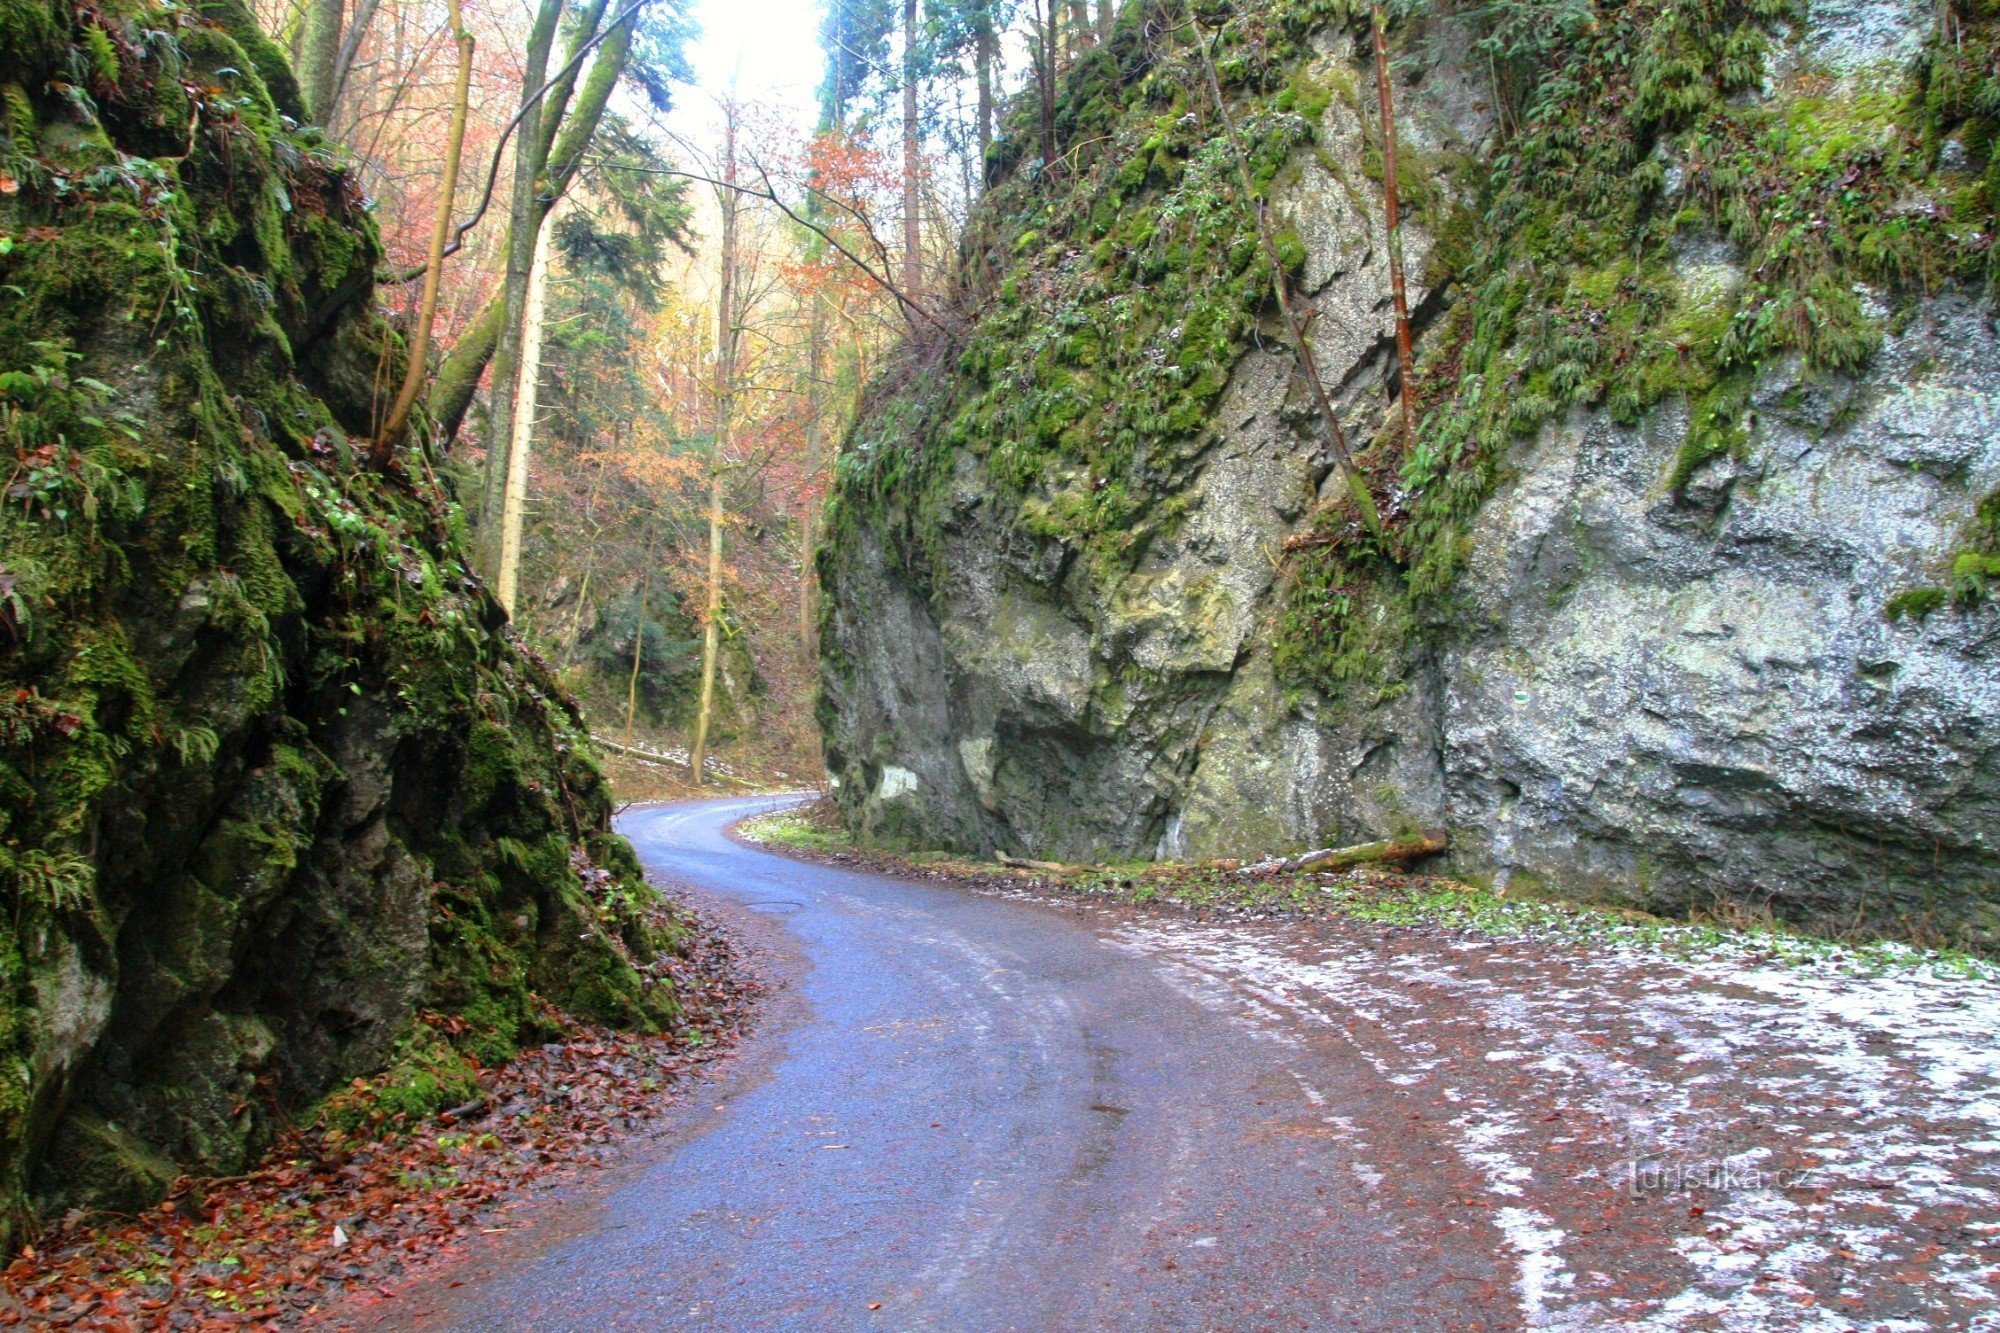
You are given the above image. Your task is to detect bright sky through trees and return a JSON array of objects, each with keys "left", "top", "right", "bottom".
[{"left": 673, "top": 0, "right": 825, "bottom": 136}]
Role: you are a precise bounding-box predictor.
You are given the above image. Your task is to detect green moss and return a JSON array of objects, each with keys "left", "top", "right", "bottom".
[
  {"left": 830, "top": 0, "right": 1344, "bottom": 603},
  {"left": 0, "top": 0, "right": 693, "bottom": 1245},
  {"left": 1276, "top": 0, "right": 1999, "bottom": 700},
  {"left": 40, "top": 1116, "right": 178, "bottom": 1215},
  {"left": 834, "top": 0, "right": 1998, "bottom": 720},
  {"left": 1941, "top": 487, "right": 2000, "bottom": 605},
  {"left": 1668, "top": 372, "right": 1755, "bottom": 490},
  {"left": 1884, "top": 587, "right": 1950, "bottom": 621},
  {"left": 315, "top": 1033, "right": 484, "bottom": 1140}
]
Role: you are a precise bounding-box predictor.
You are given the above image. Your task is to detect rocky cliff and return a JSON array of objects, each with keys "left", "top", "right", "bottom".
[
  {"left": 820, "top": 0, "right": 2000, "bottom": 946},
  {"left": 0, "top": 0, "right": 682, "bottom": 1241}
]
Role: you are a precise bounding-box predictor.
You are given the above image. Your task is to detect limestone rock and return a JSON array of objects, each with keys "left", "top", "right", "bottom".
[{"left": 820, "top": 0, "right": 2000, "bottom": 947}]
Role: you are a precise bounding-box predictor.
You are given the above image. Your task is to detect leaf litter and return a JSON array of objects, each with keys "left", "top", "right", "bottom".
[{"left": 0, "top": 896, "right": 761, "bottom": 1330}]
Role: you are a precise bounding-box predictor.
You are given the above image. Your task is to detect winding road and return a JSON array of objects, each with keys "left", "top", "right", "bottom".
[{"left": 394, "top": 794, "right": 2000, "bottom": 1330}]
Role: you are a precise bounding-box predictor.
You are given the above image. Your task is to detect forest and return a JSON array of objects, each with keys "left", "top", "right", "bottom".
[{"left": 1, "top": 0, "right": 1998, "bottom": 1321}]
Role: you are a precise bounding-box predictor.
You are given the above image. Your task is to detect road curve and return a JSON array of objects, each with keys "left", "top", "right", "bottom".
[{"left": 403, "top": 794, "right": 1510, "bottom": 1330}]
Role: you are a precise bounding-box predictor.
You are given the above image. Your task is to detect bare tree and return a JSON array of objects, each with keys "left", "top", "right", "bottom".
[
  {"left": 371, "top": 0, "right": 473, "bottom": 464},
  {"left": 476, "top": 0, "right": 564, "bottom": 576},
  {"left": 496, "top": 201, "right": 557, "bottom": 615},
  {"left": 901, "top": 0, "right": 924, "bottom": 296},
  {"left": 691, "top": 106, "right": 743, "bottom": 785}
]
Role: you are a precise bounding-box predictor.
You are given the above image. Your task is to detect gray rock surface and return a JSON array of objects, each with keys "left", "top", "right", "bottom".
[{"left": 819, "top": 11, "right": 2000, "bottom": 945}]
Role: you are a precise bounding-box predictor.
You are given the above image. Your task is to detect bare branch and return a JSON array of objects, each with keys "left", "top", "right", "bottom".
[
  {"left": 1183, "top": 2, "right": 1386, "bottom": 545},
  {"left": 585, "top": 156, "right": 948, "bottom": 333},
  {"left": 378, "top": 0, "right": 655, "bottom": 284}
]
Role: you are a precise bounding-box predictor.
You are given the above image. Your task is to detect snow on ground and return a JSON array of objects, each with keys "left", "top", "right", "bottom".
[{"left": 1103, "top": 916, "right": 2000, "bottom": 1329}]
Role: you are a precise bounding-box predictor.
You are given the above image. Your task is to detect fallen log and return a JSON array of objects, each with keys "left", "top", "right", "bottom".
[
  {"left": 995, "top": 851, "right": 1076, "bottom": 874},
  {"left": 589, "top": 734, "right": 690, "bottom": 768},
  {"left": 1283, "top": 828, "right": 1449, "bottom": 873}
]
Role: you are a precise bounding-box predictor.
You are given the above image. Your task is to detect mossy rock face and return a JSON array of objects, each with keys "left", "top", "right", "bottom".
[
  {"left": 38, "top": 1116, "right": 178, "bottom": 1217},
  {"left": 0, "top": 0, "right": 684, "bottom": 1246},
  {"left": 821, "top": 0, "right": 2000, "bottom": 947}
]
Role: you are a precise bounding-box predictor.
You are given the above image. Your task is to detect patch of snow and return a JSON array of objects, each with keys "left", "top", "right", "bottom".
[{"left": 1101, "top": 915, "right": 2000, "bottom": 1328}]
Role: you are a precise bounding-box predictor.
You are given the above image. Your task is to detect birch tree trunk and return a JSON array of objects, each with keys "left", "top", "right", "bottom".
[
  {"left": 690, "top": 109, "right": 741, "bottom": 786},
  {"left": 496, "top": 205, "right": 556, "bottom": 617},
  {"left": 477, "top": 0, "right": 564, "bottom": 574}
]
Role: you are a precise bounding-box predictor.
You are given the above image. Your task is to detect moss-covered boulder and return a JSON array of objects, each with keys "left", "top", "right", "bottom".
[
  {"left": 0, "top": 0, "right": 681, "bottom": 1244},
  {"left": 821, "top": 0, "right": 2000, "bottom": 947}
]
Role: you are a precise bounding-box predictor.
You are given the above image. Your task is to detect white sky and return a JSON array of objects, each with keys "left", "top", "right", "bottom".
[{"left": 670, "top": 0, "right": 827, "bottom": 141}]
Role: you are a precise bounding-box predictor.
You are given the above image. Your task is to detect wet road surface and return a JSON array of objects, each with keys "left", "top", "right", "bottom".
[
  {"left": 400, "top": 794, "right": 1509, "bottom": 1330},
  {"left": 395, "top": 795, "right": 2000, "bottom": 1330}
]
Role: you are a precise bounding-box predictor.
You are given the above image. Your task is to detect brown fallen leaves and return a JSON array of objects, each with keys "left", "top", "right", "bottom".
[{"left": 0, "top": 903, "right": 761, "bottom": 1330}]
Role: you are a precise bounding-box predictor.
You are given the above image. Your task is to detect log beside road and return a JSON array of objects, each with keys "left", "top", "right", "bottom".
[{"left": 1282, "top": 828, "right": 1449, "bottom": 873}]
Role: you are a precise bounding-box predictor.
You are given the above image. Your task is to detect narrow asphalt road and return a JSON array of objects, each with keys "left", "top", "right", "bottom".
[
  {"left": 394, "top": 795, "right": 2000, "bottom": 1330},
  {"left": 399, "top": 794, "right": 1511, "bottom": 1330}
]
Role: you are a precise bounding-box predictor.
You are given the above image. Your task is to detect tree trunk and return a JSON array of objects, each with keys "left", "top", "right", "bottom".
[
  {"left": 325, "top": 0, "right": 381, "bottom": 131},
  {"left": 424, "top": 0, "right": 636, "bottom": 454},
  {"left": 496, "top": 203, "right": 555, "bottom": 617},
  {"left": 974, "top": 2, "right": 995, "bottom": 182},
  {"left": 297, "top": 0, "right": 343, "bottom": 122},
  {"left": 1283, "top": 828, "right": 1449, "bottom": 872},
  {"left": 1097, "top": 0, "right": 1113, "bottom": 40},
  {"left": 535, "top": 0, "right": 613, "bottom": 168},
  {"left": 623, "top": 567, "right": 648, "bottom": 751},
  {"left": 798, "top": 502, "right": 814, "bottom": 657},
  {"left": 426, "top": 294, "right": 502, "bottom": 444},
  {"left": 1371, "top": 2, "right": 1416, "bottom": 443},
  {"left": 565, "top": 563, "right": 593, "bottom": 664},
  {"left": 1035, "top": 0, "right": 1056, "bottom": 169},
  {"left": 900, "top": 0, "right": 922, "bottom": 299},
  {"left": 1066, "top": 0, "right": 1092, "bottom": 62},
  {"left": 544, "top": 1, "right": 638, "bottom": 192},
  {"left": 372, "top": 0, "right": 472, "bottom": 464},
  {"left": 477, "top": 0, "right": 564, "bottom": 577},
  {"left": 691, "top": 109, "right": 741, "bottom": 787}
]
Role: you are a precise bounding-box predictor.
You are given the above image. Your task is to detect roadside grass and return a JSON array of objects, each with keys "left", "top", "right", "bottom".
[
  {"left": 734, "top": 807, "right": 852, "bottom": 855},
  {"left": 735, "top": 807, "right": 2000, "bottom": 985}
]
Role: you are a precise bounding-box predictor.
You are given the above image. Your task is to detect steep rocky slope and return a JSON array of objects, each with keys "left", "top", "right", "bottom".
[
  {"left": 0, "top": 0, "right": 683, "bottom": 1242},
  {"left": 821, "top": 0, "right": 2000, "bottom": 946}
]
